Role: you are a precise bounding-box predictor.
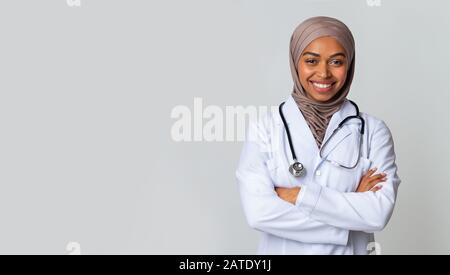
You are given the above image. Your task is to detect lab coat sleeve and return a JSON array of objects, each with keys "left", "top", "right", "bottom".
[
  {"left": 296, "top": 120, "right": 401, "bottom": 233},
  {"left": 236, "top": 118, "right": 349, "bottom": 245}
]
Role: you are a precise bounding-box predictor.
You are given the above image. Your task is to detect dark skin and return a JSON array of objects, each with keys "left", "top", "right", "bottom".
[
  {"left": 298, "top": 36, "right": 348, "bottom": 103},
  {"left": 275, "top": 37, "right": 387, "bottom": 204}
]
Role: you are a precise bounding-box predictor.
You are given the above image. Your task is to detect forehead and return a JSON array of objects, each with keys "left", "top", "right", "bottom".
[{"left": 302, "top": 36, "right": 346, "bottom": 55}]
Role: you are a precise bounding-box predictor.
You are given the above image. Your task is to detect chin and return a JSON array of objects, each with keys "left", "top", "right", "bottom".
[{"left": 310, "top": 91, "right": 339, "bottom": 102}]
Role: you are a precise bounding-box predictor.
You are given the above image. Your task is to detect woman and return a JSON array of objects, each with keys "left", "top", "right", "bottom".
[{"left": 236, "top": 16, "right": 401, "bottom": 255}]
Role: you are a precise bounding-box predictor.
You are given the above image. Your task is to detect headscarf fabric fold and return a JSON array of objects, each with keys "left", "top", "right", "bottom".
[{"left": 289, "top": 16, "right": 355, "bottom": 148}]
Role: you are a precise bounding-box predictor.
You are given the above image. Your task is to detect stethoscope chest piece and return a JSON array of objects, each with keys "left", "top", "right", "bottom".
[{"left": 289, "top": 161, "right": 305, "bottom": 177}]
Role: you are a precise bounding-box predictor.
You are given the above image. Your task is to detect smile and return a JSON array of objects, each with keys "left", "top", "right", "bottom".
[{"left": 310, "top": 81, "right": 335, "bottom": 93}]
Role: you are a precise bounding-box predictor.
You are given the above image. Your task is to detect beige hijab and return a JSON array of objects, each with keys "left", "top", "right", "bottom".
[{"left": 290, "top": 16, "right": 355, "bottom": 148}]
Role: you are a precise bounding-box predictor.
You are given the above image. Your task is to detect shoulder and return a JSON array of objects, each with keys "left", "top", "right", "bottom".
[
  {"left": 359, "top": 112, "right": 394, "bottom": 146},
  {"left": 360, "top": 112, "right": 384, "bottom": 128}
]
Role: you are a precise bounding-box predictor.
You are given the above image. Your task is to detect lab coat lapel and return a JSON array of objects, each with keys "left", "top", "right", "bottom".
[
  {"left": 283, "top": 95, "right": 319, "bottom": 158},
  {"left": 320, "top": 101, "right": 353, "bottom": 156},
  {"left": 283, "top": 95, "right": 355, "bottom": 171},
  {"left": 316, "top": 100, "right": 357, "bottom": 169}
]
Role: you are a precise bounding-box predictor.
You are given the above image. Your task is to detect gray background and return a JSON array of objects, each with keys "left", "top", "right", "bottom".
[{"left": 0, "top": 0, "right": 449, "bottom": 254}]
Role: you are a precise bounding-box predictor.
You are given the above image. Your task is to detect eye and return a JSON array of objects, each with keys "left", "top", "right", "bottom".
[
  {"left": 305, "top": 59, "right": 318, "bottom": 65},
  {"left": 329, "top": 59, "right": 344, "bottom": 66}
]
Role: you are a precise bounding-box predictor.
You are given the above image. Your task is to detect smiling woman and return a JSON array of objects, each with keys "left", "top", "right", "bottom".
[
  {"left": 236, "top": 16, "right": 401, "bottom": 255},
  {"left": 289, "top": 17, "right": 356, "bottom": 149},
  {"left": 298, "top": 37, "right": 348, "bottom": 102}
]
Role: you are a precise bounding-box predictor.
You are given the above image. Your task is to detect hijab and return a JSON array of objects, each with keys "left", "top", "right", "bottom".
[{"left": 289, "top": 16, "right": 355, "bottom": 148}]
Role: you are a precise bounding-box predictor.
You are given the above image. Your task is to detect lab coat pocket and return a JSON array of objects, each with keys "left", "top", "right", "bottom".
[{"left": 265, "top": 158, "right": 294, "bottom": 188}]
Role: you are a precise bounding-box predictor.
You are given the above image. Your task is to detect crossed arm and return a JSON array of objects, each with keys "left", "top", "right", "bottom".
[
  {"left": 276, "top": 167, "right": 386, "bottom": 204},
  {"left": 237, "top": 120, "right": 401, "bottom": 244}
]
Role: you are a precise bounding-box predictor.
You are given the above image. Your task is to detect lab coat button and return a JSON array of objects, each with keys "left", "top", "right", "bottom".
[{"left": 315, "top": 170, "right": 321, "bottom": 176}]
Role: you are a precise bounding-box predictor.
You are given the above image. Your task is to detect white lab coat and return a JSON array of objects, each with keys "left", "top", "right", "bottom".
[{"left": 236, "top": 94, "right": 401, "bottom": 255}]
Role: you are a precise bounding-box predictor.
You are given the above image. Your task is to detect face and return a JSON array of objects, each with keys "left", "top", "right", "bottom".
[{"left": 297, "top": 36, "right": 349, "bottom": 102}]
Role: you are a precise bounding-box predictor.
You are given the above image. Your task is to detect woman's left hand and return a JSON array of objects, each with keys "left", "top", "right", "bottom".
[{"left": 275, "top": 187, "right": 301, "bottom": 205}]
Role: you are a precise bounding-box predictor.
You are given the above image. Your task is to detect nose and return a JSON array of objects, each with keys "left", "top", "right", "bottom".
[{"left": 317, "top": 62, "right": 331, "bottom": 78}]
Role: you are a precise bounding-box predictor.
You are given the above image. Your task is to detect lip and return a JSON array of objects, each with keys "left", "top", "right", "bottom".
[{"left": 310, "top": 81, "right": 336, "bottom": 93}]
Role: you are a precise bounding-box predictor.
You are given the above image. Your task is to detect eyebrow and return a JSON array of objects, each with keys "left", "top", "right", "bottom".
[{"left": 302, "top": 52, "right": 346, "bottom": 58}]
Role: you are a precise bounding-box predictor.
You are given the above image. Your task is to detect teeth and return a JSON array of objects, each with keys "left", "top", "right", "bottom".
[{"left": 312, "top": 82, "right": 333, "bottom": 89}]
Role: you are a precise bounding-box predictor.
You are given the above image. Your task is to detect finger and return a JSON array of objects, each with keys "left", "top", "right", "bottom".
[
  {"left": 365, "top": 180, "right": 381, "bottom": 191},
  {"left": 368, "top": 178, "right": 386, "bottom": 187},
  {"left": 275, "top": 187, "right": 288, "bottom": 195},
  {"left": 369, "top": 178, "right": 387, "bottom": 188},
  {"left": 363, "top": 167, "right": 377, "bottom": 179},
  {"left": 370, "top": 185, "right": 383, "bottom": 192},
  {"left": 368, "top": 173, "right": 387, "bottom": 184}
]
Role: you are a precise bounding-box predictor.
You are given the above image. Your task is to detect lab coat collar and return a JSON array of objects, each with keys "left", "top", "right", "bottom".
[{"left": 281, "top": 94, "right": 356, "bottom": 166}]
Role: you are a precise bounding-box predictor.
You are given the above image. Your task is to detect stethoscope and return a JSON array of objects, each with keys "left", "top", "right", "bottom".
[{"left": 278, "top": 100, "right": 365, "bottom": 177}]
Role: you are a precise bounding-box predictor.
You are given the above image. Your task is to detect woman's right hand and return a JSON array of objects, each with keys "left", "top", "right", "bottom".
[{"left": 356, "top": 167, "right": 387, "bottom": 192}]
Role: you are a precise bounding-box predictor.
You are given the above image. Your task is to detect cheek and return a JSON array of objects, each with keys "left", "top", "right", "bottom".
[
  {"left": 333, "top": 68, "right": 348, "bottom": 84},
  {"left": 298, "top": 65, "right": 314, "bottom": 84}
]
